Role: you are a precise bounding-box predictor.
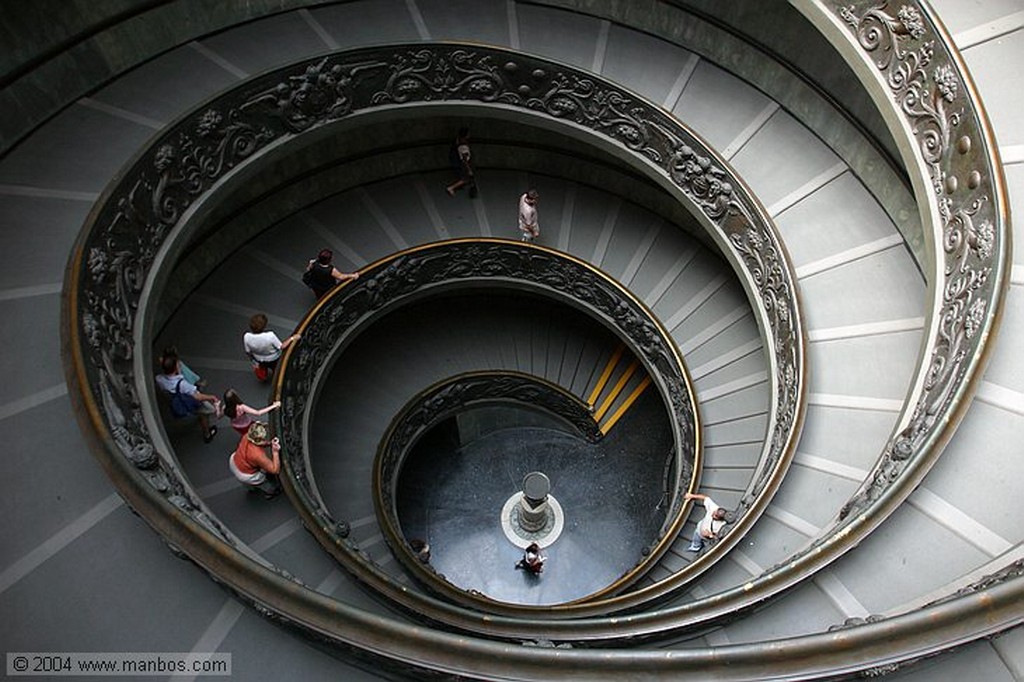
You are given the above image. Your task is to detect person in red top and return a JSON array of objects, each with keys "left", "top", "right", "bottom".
[{"left": 228, "top": 421, "right": 282, "bottom": 499}]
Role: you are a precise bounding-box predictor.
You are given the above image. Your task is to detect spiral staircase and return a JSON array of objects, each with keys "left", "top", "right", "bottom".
[{"left": 2, "top": 1, "right": 1023, "bottom": 680}]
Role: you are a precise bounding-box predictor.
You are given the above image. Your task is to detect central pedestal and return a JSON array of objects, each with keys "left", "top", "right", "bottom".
[
  {"left": 500, "top": 471, "right": 564, "bottom": 548},
  {"left": 519, "top": 471, "right": 551, "bottom": 532}
]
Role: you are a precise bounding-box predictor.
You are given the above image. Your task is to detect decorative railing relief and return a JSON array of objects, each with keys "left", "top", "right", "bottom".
[
  {"left": 65, "top": 39, "right": 812, "bottom": 660},
  {"left": 829, "top": 1, "right": 1005, "bottom": 523},
  {"left": 68, "top": 40, "right": 804, "bottom": 615},
  {"left": 518, "top": 0, "right": 1015, "bottom": 655},
  {"left": 277, "top": 240, "right": 696, "bottom": 612},
  {"left": 58, "top": 1, "right": 1015, "bottom": 675}
]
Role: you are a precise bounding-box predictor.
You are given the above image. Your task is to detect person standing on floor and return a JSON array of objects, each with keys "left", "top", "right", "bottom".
[
  {"left": 518, "top": 189, "right": 540, "bottom": 242},
  {"left": 515, "top": 542, "right": 546, "bottom": 574},
  {"left": 445, "top": 127, "right": 477, "bottom": 198},
  {"left": 228, "top": 421, "right": 283, "bottom": 499},
  {"left": 409, "top": 539, "right": 431, "bottom": 564},
  {"left": 155, "top": 355, "right": 220, "bottom": 443},
  {"left": 222, "top": 389, "right": 281, "bottom": 436},
  {"left": 303, "top": 248, "right": 359, "bottom": 300},
  {"left": 685, "top": 491, "right": 729, "bottom": 552},
  {"left": 243, "top": 313, "right": 301, "bottom": 382}
]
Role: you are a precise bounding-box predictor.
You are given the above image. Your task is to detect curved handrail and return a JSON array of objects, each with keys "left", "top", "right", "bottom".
[
  {"left": 804, "top": 0, "right": 1011, "bottom": 524},
  {"left": 66, "top": 37, "right": 804, "bottom": 630},
  {"left": 58, "top": 0, "right": 1024, "bottom": 675},
  {"left": 373, "top": 370, "right": 613, "bottom": 597},
  {"left": 277, "top": 240, "right": 696, "bottom": 615},
  {"left": 505, "top": 0, "right": 1019, "bottom": 655},
  {"left": 56, "top": 0, "right": 1018, "bottom": 675}
]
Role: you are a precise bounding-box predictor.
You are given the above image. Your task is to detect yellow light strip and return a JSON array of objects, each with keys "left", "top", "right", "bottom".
[
  {"left": 600, "top": 375, "right": 652, "bottom": 435},
  {"left": 586, "top": 344, "right": 625, "bottom": 407},
  {"left": 593, "top": 359, "right": 639, "bottom": 421}
]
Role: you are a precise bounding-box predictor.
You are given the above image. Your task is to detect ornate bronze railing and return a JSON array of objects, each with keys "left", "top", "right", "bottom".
[
  {"left": 524, "top": 0, "right": 1018, "bottom": 667},
  {"left": 277, "top": 242, "right": 695, "bottom": 614},
  {"left": 67, "top": 36, "right": 804, "bottom": 625},
  {"left": 49, "top": 0, "right": 1020, "bottom": 677},
  {"left": 534, "top": 0, "right": 1019, "bottom": 622},
  {"left": 64, "top": 34, "right": 815, "bottom": 671},
  {"left": 56, "top": 0, "right": 1018, "bottom": 676}
]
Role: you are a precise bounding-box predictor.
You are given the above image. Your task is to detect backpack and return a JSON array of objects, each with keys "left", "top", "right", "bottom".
[{"left": 169, "top": 378, "right": 201, "bottom": 418}]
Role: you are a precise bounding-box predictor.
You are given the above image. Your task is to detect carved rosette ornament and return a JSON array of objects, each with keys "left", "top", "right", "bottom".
[{"left": 832, "top": 2, "right": 1005, "bottom": 523}]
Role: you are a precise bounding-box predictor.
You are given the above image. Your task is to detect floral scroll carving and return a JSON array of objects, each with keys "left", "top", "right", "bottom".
[
  {"left": 71, "top": 42, "right": 801, "bottom": 621},
  {"left": 277, "top": 241, "right": 698, "bottom": 605},
  {"left": 835, "top": 2, "right": 1002, "bottom": 522},
  {"left": 280, "top": 242, "right": 697, "bottom": 515}
]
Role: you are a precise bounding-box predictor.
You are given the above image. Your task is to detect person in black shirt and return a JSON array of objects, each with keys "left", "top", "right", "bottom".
[
  {"left": 303, "top": 248, "right": 359, "bottom": 299},
  {"left": 445, "top": 127, "right": 477, "bottom": 197}
]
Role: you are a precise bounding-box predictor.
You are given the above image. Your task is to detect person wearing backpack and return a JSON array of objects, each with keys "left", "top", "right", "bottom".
[
  {"left": 159, "top": 346, "right": 205, "bottom": 389},
  {"left": 155, "top": 355, "right": 220, "bottom": 443}
]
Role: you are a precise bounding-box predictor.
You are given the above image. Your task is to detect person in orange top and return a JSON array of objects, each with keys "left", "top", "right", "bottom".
[{"left": 228, "top": 421, "right": 282, "bottom": 499}]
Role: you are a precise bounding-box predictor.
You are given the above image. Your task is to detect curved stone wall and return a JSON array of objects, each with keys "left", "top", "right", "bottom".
[
  {"left": 65, "top": 39, "right": 804, "bottom": 646},
  {"left": 51, "top": 0, "right": 1017, "bottom": 676}
]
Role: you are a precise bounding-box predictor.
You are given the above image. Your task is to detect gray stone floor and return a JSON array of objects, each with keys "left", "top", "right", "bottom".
[
  {"left": 397, "top": 390, "right": 673, "bottom": 605},
  {"left": 3, "top": 2, "right": 1023, "bottom": 680}
]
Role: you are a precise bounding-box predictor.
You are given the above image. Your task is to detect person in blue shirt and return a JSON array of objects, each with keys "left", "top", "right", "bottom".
[{"left": 155, "top": 355, "right": 220, "bottom": 443}]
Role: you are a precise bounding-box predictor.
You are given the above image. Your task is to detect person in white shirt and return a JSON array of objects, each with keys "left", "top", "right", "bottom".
[
  {"left": 518, "top": 189, "right": 540, "bottom": 242},
  {"left": 685, "top": 491, "right": 729, "bottom": 552},
  {"left": 243, "top": 313, "right": 300, "bottom": 381}
]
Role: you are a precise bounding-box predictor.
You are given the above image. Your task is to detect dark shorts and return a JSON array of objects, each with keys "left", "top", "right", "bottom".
[{"left": 452, "top": 161, "right": 473, "bottom": 182}]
